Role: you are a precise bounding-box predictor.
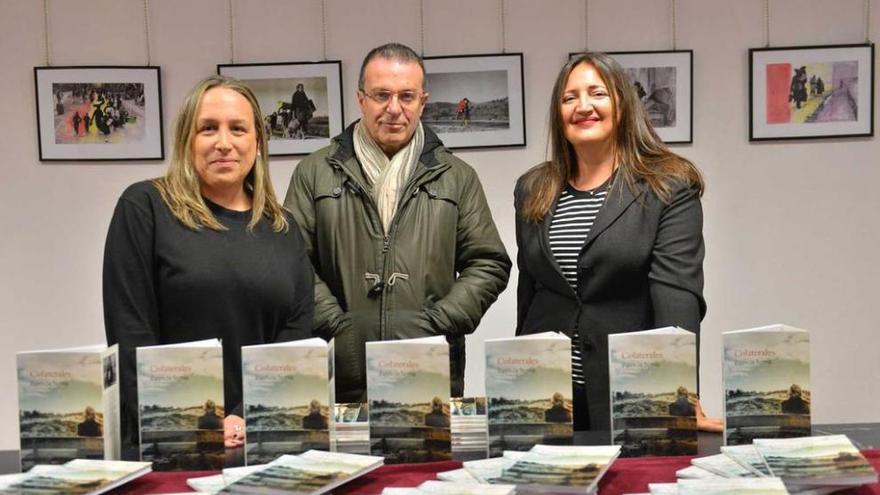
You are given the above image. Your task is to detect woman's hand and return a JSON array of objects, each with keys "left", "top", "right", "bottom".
[
  {"left": 224, "top": 414, "right": 245, "bottom": 448},
  {"left": 695, "top": 400, "right": 723, "bottom": 433}
]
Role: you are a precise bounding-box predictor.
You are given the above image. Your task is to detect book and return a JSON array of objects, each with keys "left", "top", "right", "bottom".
[
  {"left": 675, "top": 465, "right": 723, "bottom": 479},
  {"left": 647, "top": 483, "right": 679, "bottom": 495},
  {"left": 333, "top": 402, "right": 369, "bottom": 455},
  {"left": 485, "top": 332, "right": 574, "bottom": 456},
  {"left": 691, "top": 453, "right": 757, "bottom": 478},
  {"left": 608, "top": 327, "right": 698, "bottom": 457},
  {"left": 676, "top": 477, "right": 790, "bottom": 494},
  {"left": 722, "top": 324, "right": 811, "bottom": 445},
  {"left": 242, "top": 338, "right": 336, "bottom": 464},
  {"left": 753, "top": 435, "right": 878, "bottom": 487},
  {"left": 137, "top": 338, "right": 224, "bottom": 471},
  {"left": 187, "top": 465, "right": 264, "bottom": 492},
  {"left": 451, "top": 397, "right": 489, "bottom": 461},
  {"left": 494, "top": 444, "right": 621, "bottom": 494},
  {"left": 720, "top": 444, "right": 772, "bottom": 476},
  {"left": 366, "top": 336, "right": 452, "bottom": 463},
  {"left": 17, "top": 344, "right": 121, "bottom": 471},
  {"left": 436, "top": 467, "right": 480, "bottom": 483},
  {"left": 0, "top": 459, "right": 150, "bottom": 494},
  {"left": 462, "top": 451, "right": 526, "bottom": 483},
  {"left": 218, "top": 449, "right": 383, "bottom": 494}
]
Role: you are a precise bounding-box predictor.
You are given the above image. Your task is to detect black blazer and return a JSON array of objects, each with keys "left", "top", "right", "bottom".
[{"left": 514, "top": 175, "right": 706, "bottom": 431}]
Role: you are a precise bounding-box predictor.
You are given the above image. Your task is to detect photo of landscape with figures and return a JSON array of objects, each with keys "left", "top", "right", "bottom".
[
  {"left": 766, "top": 60, "right": 859, "bottom": 124},
  {"left": 242, "top": 345, "right": 331, "bottom": 465},
  {"left": 423, "top": 70, "right": 510, "bottom": 133},
  {"left": 17, "top": 352, "right": 104, "bottom": 471},
  {"left": 724, "top": 329, "right": 811, "bottom": 445},
  {"left": 367, "top": 339, "right": 451, "bottom": 463},
  {"left": 242, "top": 77, "right": 330, "bottom": 141},
  {"left": 609, "top": 331, "right": 697, "bottom": 457},
  {"left": 137, "top": 347, "right": 224, "bottom": 471},
  {"left": 485, "top": 336, "right": 573, "bottom": 457},
  {"left": 52, "top": 83, "right": 146, "bottom": 144},
  {"left": 625, "top": 66, "right": 677, "bottom": 127}
]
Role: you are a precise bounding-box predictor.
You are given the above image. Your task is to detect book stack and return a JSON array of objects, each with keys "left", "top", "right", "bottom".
[
  {"left": 723, "top": 324, "right": 811, "bottom": 446},
  {"left": 17, "top": 344, "right": 121, "bottom": 471},
  {"left": 636, "top": 435, "right": 878, "bottom": 494},
  {"left": 437, "top": 444, "right": 620, "bottom": 494},
  {"left": 608, "top": 327, "right": 698, "bottom": 457},
  {"left": 137, "top": 338, "right": 225, "bottom": 471},
  {"left": 0, "top": 459, "right": 151, "bottom": 495},
  {"left": 366, "top": 336, "right": 452, "bottom": 463},
  {"left": 187, "top": 465, "right": 263, "bottom": 493},
  {"left": 485, "top": 332, "right": 574, "bottom": 457},
  {"left": 217, "top": 449, "right": 384, "bottom": 494},
  {"left": 450, "top": 397, "right": 489, "bottom": 461},
  {"left": 242, "top": 338, "right": 336, "bottom": 464},
  {"left": 333, "top": 402, "right": 370, "bottom": 455}
]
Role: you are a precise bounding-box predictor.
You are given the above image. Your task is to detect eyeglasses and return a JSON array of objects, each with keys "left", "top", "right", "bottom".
[{"left": 360, "top": 89, "right": 425, "bottom": 106}]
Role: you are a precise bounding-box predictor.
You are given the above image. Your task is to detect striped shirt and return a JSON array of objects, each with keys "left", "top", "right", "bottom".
[{"left": 549, "top": 183, "right": 608, "bottom": 387}]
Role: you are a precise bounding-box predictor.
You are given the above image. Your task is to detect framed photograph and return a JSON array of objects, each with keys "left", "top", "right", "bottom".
[
  {"left": 34, "top": 66, "right": 164, "bottom": 161},
  {"left": 749, "top": 43, "right": 874, "bottom": 141},
  {"left": 218, "top": 61, "right": 343, "bottom": 156},
  {"left": 570, "top": 50, "right": 693, "bottom": 144},
  {"left": 422, "top": 53, "right": 525, "bottom": 149}
]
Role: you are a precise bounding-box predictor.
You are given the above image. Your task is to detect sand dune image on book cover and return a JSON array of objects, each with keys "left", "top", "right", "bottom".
[
  {"left": 137, "top": 344, "right": 224, "bottom": 470},
  {"left": 609, "top": 329, "right": 697, "bottom": 457},
  {"left": 367, "top": 337, "right": 451, "bottom": 463},
  {"left": 724, "top": 326, "right": 811, "bottom": 445},
  {"left": 485, "top": 334, "right": 573, "bottom": 456},
  {"left": 18, "top": 351, "right": 105, "bottom": 471},
  {"left": 243, "top": 342, "right": 333, "bottom": 464}
]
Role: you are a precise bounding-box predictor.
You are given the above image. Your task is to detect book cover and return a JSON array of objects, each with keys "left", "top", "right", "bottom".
[
  {"left": 720, "top": 444, "right": 772, "bottom": 477},
  {"left": 219, "top": 449, "right": 383, "bottom": 494},
  {"left": 675, "top": 465, "right": 723, "bottom": 480},
  {"left": 17, "top": 344, "right": 121, "bottom": 471},
  {"left": 691, "top": 453, "right": 756, "bottom": 478},
  {"left": 753, "top": 435, "right": 878, "bottom": 486},
  {"left": 0, "top": 459, "right": 150, "bottom": 495},
  {"left": 366, "top": 336, "right": 451, "bottom": 463},
  {"left": 242, "top": 338, "right": 335, "bottom": 464},
  {"left": 676, "top": 477, "right": 789, "bottom": 494},
  {"left": 451, "top": 397, "right": 489, "bottom": 461},
  {"left": 494, "top": 444, "right": 620, "bottom": 494},
  {"left": 136, "top": 339, "right": 224, "bottom": 471},
  {"left": 723, "top": 324, "right": 811, "bottom": 445},
  {"left": 608, "top": 327, "right": 698, "bottom": 457},
  {"left": 485, "top": 332, "right": 573, "bottom": 456}
]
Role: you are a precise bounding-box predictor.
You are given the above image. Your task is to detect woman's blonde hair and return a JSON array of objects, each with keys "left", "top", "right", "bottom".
[
  {"left": 153, "top": 75, "right": 287, "bottom": 232},
  {"left": 520, "top": 53, "right": 704, "bottom": 223}
]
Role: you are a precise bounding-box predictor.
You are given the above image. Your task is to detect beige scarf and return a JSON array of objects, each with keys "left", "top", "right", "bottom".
[{"left": 353, "top": 121, "right": 425, "bottom": 234}]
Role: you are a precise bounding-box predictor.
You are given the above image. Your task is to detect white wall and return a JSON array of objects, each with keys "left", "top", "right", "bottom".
[{"left": 1, "top": 0, "right": 877, "bottom": 450}]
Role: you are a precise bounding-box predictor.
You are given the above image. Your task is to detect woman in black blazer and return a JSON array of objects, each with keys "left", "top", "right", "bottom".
[{"left": 515, "top": 53, "right": 716, "bottom": 432}]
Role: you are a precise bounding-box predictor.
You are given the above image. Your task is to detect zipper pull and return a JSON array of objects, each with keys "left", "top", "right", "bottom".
[{"left": 382, "top": 235, "right": 390, "bottom": 253}]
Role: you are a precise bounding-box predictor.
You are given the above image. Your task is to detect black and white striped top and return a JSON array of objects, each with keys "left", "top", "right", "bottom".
[{"left": 549, "top": 183, "right": 608, "bottom": 387}]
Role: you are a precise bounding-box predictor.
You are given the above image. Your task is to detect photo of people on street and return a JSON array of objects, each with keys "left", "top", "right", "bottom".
[{"left": 52, "top": 82, "right": 146, "bottom": 144}]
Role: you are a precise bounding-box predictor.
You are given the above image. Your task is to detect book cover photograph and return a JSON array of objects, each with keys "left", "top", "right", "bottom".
[
  {"left": 366, "top": 336, "right": 451, "bottom": 464},
  {"left": 219, "top": 450, "right": 383, "bottom": 494},
  {"left": 753, "top": 435, "right": 878, "bottom": 486},
  {"left": 608, "top": 327, "right": 698, "bottom": 457},
  {"left": 17, "top": 345, "right": 119, "bottom": 471},
  {"left": 493, "top": 444, "right": 621, "bottom": 493},
  {"left": 723, "top": 324, "right": 811, "bottom": 445},
  {"left": 0, "top": 459, "right": 151, "bottom": 495},
  {"left": 137, "top": 339, "right": 224, "bottom": 471},
  {"left": 242, "top": 338, "right": 335, "bottom": 465},
  {"left": 485, "top": 332, "right": 573, "bottom": 456}
]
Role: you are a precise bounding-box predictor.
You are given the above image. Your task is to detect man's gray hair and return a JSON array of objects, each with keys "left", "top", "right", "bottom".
[{"left": 358, "top": 42, "right": 426, "bottom": 91}]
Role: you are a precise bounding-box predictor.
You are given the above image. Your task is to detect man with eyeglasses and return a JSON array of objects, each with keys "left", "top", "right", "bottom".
[{"left": 285, "top": 42, "right": 510, "bottom": 404}]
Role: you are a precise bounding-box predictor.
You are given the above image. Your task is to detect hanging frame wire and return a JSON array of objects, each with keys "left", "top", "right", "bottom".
[
  {"left": 865, "top": 0, "right": 872, "bottom": 43},
  {"left": 228, "top": 0, "right": 236, "bottom": 64},
  {"left": 42, "top": 0, "right": 51, "bottom": 66},
  {"left": 321, "top": 0, "right": 328, "bottom": 60},
  {"left": 419, "top": 0, "right": 425, "bottom": 56},
  {"left": 764, "top": 0, "right": 771, "bottom": 48},
  {"left": 499, "top": 0, "right": 507, "bottom": 53},
  {"left": 583, "top": 0, "right": 590, "bottom": 52},
  {"left": 143, "top": 0, "right": 152, "bottom": 66},
  {"left": 671, "top": 0, "right": 677, "bottom": 50}
]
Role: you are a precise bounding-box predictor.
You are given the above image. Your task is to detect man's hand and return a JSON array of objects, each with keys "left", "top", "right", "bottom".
[
  {"left": 695, "top": 399, "right": 723, "bottom": 433},
  {"left": 224, "top": 414, "right": 245, "bottom": 448}
]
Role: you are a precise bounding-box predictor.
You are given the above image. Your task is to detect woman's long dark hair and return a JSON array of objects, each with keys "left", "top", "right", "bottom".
[{"left": 520, "top": 53, "right": 704, "bottom": 222}]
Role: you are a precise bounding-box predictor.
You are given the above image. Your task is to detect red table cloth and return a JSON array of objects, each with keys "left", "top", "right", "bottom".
[{"left": 116, "top": 449, "right": 880, "bottom": 494}]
